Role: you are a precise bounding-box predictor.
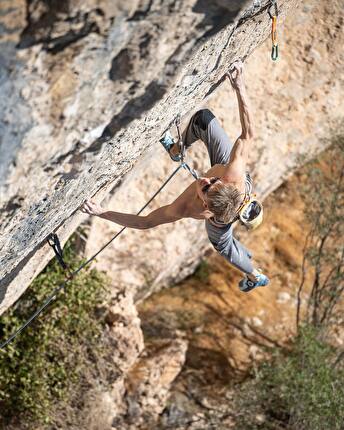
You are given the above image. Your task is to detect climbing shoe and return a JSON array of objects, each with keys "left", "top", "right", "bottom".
[
  {"left": 239, "top": 272, "right": 269, "bottom": 293},
  {"left": 159, "top": 131, "right": 182, "bottom": 162}
]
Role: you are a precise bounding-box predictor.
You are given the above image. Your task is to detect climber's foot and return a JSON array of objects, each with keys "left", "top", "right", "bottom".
[
  {"left": 239, "top": 272, "right": 269, "bottom": 293},
  {"left": 160, "top": 131, "right": 181, "bottom": 162}
]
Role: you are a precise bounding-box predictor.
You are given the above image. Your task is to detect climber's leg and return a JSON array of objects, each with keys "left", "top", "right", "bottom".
[
  {"left": 206, "top": 220, "right": 269, "bottom": 293},
  {"left": 222, "top": 239, "right": 269, "bottom": 293},
  {"left": 182, "top": 109, "right": 233, "bottom": 166},
  {"left": 216, "top": 235, "right": 254, "bottom": 274},
  {"left": 224, "top": 239, "right": 269, "bottom": 292}
]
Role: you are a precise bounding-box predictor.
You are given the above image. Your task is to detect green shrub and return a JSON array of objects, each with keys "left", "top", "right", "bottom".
[
  {"left": 0, "top": 236, "right": 109, "bottom": 427},
  {"left": 194, "top": 260, "right": 210, "bottom": 283},
  {"left": 235, "top": 326, "right": 344, "bottom": 430}
]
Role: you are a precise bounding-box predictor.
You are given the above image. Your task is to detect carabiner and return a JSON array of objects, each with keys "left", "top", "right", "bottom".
[{"left": 271, "top": 44, "right": 278, "bottom": 61}]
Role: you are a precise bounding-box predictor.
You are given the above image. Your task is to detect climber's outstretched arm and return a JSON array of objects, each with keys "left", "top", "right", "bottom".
[
  {"left": 80, "top": 200, "right": 182, "bottom": 229},
  {"left": 222, "top": 61, "right": 254, "bottom": 181},
  {"left": 229, "top": 62, "right": 254, "bottom": 142}
]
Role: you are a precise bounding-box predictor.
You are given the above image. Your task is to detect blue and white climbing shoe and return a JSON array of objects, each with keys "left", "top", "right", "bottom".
[
  {"left": 239, "top": 273, "right": 269, "bottom": 293},
  {"left": 159, "top": 131, "right": 182, "bottom": 162}
]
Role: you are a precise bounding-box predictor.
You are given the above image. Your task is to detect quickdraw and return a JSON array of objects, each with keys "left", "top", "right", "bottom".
[
  {"left": 175, "top": 114, "right": 185, "bottom": 162},
  {"left": 47, "top": 233, "right": 74, "bottom": 280},
  {"left": 160, "top": 115, "right": 199, "bottom": 180},
  {"left": 175, "top": 115, "right": 199, "bottom": 179},
  {"left": 268, "top": 0, "right": 279, "bottom": 61}
]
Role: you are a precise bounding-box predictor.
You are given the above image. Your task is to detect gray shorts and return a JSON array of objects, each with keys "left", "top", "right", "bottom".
[{"left": 184, "top": 109, "right": 254, "bottom": 275}]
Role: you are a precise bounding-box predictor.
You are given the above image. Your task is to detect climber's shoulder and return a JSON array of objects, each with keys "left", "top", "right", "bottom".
[{"left": 168, "top": 180, "right": 199, "bottom": 217}]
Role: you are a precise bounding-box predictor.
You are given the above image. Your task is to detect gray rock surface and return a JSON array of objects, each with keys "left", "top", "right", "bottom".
[
  {"left": 0, "top": 1, "right": 343, "bottom": 428},
  {"left": 120, "top": 338, "right": 188, "bottom": 427},
  {"left": 0, "top": 0, "right": 299, "bottom": 315},
  {"left": 86, "top": 0, "right": 344, "bottom": 301}
]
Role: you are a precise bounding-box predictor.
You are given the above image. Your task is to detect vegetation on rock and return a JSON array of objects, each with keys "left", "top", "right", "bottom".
[
  {"left": 0, "top": 235, "right": 111, "bottom": 428},
  {"left": 235, "top": 325, "right": 344, "bottom": 430}
]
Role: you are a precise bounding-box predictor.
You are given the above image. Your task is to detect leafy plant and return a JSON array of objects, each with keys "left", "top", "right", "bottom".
[
  {"left": 235, "top": 326, "right": 344, "bottom": 430},
  {"left": 194, "top": 260, "right": 210, "bottom": 283},
  {"left": 0, "top": 235, "right": 110, "bottom": 427}
]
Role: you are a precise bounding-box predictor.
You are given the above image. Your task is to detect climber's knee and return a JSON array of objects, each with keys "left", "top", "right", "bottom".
[{"left": 193, "top": 109, "right": 215, "bottom": 131}]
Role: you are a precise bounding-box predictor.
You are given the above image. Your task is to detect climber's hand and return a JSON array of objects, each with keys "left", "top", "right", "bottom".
[
  {"left": 80, "top": 199, "right": 104, "bottom": 216},
  {"left": 226, "top": 61, "right": 244, "bottom": 90}
]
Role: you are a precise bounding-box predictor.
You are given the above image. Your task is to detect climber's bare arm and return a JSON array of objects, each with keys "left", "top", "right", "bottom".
[
  {"left": 222, "top": 61, "right": 254, "bottom": 182},
  {"left": 80, "top": 200, "right": 183, "bottom": 229}
]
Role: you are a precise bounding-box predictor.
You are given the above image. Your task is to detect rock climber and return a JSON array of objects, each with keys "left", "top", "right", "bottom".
[{"left": 81, "top": 61, "right": 269, "bottom": 292}]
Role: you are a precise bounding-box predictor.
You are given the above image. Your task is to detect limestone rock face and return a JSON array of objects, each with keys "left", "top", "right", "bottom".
[
  {"left": 105, "top": 287, "right": 145, "bottom": 373},
  {"left": 85, "top": 0, "right": 344, "bottom": 301},
  {"left": 0, "top": 0, "right": 301, "bottom": 315},
  {"left": 2, "top": 0, "right": 343, "bottom": 316},
  {"left": 117, "top": 338, "right": 188, "bottom": 427}
]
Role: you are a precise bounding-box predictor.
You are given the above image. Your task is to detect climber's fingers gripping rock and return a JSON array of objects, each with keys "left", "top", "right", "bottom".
[
  {"left": 80, "top": 199, "right": 104, "bottom": 216},
  {"left": 226, "top": 60, "right": 244, "bottom": 90}
]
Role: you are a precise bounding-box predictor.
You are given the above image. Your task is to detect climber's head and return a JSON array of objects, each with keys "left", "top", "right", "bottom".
[{"left": 196, "top": 177, "right": 242, "bottom": 223}]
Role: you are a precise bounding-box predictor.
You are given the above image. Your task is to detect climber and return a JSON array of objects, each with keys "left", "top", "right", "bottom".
[{"left": 81, "top": 61, "right": 269, "bottom": 292}]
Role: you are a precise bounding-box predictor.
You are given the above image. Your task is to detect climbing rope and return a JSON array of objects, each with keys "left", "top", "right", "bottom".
[
  {"left": 268, "top": 0, "right": 279, "bottom": 61},
  {"left": 172, "top": 115, "right": 199, "bottom": 180},
  {"left": 175, "top": 114, "right": 184, "bottom": 161},
  {"left": 0, "top": 155, "right": 198, "bottom": 350}
]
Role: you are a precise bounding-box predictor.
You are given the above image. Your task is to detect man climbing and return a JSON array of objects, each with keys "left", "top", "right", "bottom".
[{"left": 81, "top": 61, "right": 269, "bottom": 292}]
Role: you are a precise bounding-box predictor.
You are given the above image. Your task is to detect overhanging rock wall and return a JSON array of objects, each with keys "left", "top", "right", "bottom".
[
  {"left": 85, "top": 0, "right": 344, "bottom": 301},
  {"left": 0, "top": 0, "right": 311, "bottom": 315}
]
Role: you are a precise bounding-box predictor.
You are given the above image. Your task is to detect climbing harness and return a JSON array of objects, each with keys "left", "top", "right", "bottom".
[
  {"left": 268, "top": 0, "right": 279, "bottom": 61},
  {"left": 0, "top": 132, "right": 198, "bottom": 349},
  {"left": 47, "top": 233, "right": 74, "bottom": 280}
]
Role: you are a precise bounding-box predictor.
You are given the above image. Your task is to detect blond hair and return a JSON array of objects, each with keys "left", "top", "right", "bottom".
[{"left": 207, "top": 183, "right": 242, "bottom": 224}]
